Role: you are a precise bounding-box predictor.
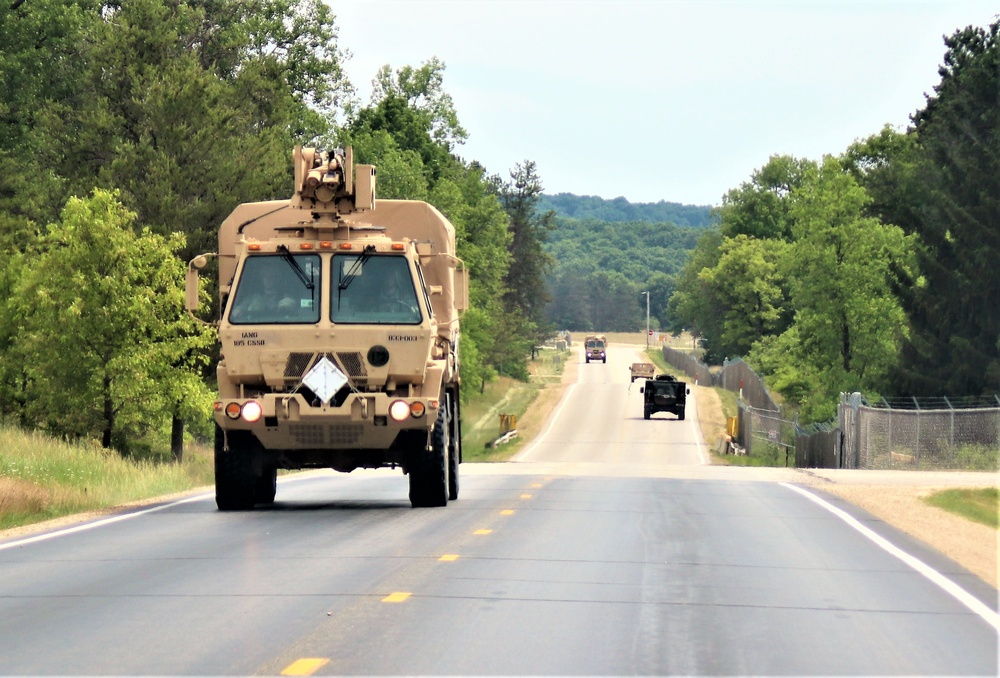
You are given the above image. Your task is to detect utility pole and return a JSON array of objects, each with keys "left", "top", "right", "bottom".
[{"left": 643, "top": 291, "right": 650, "bottom": 349}]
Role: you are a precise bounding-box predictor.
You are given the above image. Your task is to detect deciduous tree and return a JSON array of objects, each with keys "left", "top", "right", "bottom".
[{"left": 9, "top": 190, "right": 214, "bottom": 453}]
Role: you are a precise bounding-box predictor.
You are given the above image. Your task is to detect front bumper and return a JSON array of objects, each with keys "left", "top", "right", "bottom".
[{"left": 214, "top": 391, "right": 437, "bottom": 450}]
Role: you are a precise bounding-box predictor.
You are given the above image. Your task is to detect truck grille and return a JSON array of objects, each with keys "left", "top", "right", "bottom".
[
  {"left": 287, "top": 424, "right": 364, "bottom": 445},
  {"left": 288, "top": 424, "right": 325, "bottom": 445},
  {"left": 337, "top": 352, "right": 367, "bottom": 378},
  {"left": 284, "top": 352, "right": 315, "bottom": 378},
  {"left": 329, "top": 424, "right": 364, "bottom": 444},
  {"left": 283, "top": 351, "right": 368, "bottom": 390}
]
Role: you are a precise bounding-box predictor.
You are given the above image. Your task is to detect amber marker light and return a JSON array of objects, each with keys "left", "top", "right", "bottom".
[
  {"left": 299, "top": 243, "right": 314, "bottom": 250},
  {"left": 389, "top": 400, "right": 411, "bottom": 422},
  {"left": 248, "top": 244, "right": 262, "bottom": 251},
  {"left": 319, "top": 241, "right": 333, "bottom": 249},
  {"left": 410, "top": 401, "right": 426, "bottom": 418},
  {"left": 391, "top": 243, "right": 405, "bottom": 251},
  {"left": 339, "top": 243, "right": 353, "bottom": 250},
  {"left": 242, "top": 401, "right": 263, "bottom": 423},
  {"left": 224, "top": 402, "right": 242, "bottom": 419}
]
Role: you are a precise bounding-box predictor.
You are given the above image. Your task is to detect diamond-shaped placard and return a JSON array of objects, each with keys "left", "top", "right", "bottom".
[{"left": 302, "top": 356, "right": 348, "bottom": 404}]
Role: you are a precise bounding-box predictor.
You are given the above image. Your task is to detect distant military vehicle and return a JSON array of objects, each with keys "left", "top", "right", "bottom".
[
  {"left": 186, "top": 147, "right": 468, "bottom": 509},
  {"left": 629, "top": 362, "right": 655, "bottom": 382},
  {"left": 584, "top": 334, "right": 607, "bottom": 363},
  {"left": 639, "top": 375, "right": 689, "bottom": 420}
]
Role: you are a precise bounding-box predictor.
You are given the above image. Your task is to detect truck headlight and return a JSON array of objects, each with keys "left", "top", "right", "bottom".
[
  {"left": 241, "top": 401, "right": 263, "bottom": 423},
  {"left": 389, "top": 400, "right": 411, "bottom": 422}
]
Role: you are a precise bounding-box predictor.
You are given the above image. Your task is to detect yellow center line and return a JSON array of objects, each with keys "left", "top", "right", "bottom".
[
  {"left": 520, "top": 493, "right": 533, "bottom": 499},
  {"left": 473, "top": 529, "right": 493, "bottom": 535},
  {"left": 500, "top": 509, "right": 514, "bottom": 516},
  {"left": 382, "top": 591, "right": 412, "bottom": 603},
  {"left": 439, "top": 554, "right": 460, "bottom": 561},
  {"left": 280, "top": 658, "right": 330, "bottom": 676}
]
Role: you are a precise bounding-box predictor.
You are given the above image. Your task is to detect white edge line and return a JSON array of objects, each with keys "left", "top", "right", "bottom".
[
  {"left": 0, "top": 472, "right": 342, "bottom": 552},
  {"left": 0, "top": 492, "right": 212, "bottom": 552},
  {"left": 781, "top": 482, "right": 1000, "bottom": 632}
]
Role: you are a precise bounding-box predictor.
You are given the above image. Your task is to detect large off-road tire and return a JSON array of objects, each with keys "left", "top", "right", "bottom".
[
  {"left": 447, "top": 394, "right": 460, "bottom": 501},
  {"left": 255, "top": 466, "right": 277, "bottom": 505},
  {"left": 408, "top": 407, "right": 449, "bottom": 508},
  {"left": 215, "top": 426, "right": 257, "bottom": 511}
]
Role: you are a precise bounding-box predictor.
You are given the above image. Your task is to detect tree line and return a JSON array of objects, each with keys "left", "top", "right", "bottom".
[
  {"left": 667, "top": 20, "right": 999, "bottom": 421},
  {"left": 0, "top": 0, "right": 555, "bottom": 456}
]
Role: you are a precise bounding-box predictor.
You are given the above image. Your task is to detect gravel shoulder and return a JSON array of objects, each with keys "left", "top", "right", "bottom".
[{"left": 793, "top": 469, "right": 997, "bottom": 588}]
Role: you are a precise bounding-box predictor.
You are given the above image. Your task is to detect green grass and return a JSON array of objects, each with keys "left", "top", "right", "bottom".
[
  {"left": 460, "top": 348, "right": 570, "bottom": 461},
  {"left": 0, "top": 426, "right": 214, "bottom": 531},
  {"left": 923, "top": 487, "right": 999, "bottom": 528}
]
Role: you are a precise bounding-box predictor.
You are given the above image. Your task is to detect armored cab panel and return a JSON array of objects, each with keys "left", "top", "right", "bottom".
[
  {"left": 344, "top": 200, "right": 463, "bottom": 344},
  {"left": 217, "top": 200, "right": 293, "bottom": 298}
]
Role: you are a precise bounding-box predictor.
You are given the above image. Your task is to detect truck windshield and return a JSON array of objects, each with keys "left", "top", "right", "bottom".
[
  {"left": 228, "top": 254, "right": 320, "bottom": 325},
  {"left": 331, "top": 254, "right": 422, "bottom": 325}
]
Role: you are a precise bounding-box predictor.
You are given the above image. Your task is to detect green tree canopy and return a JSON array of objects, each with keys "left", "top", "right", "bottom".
[
  {"left": 8, "top": 190, "right": 213, "bottom": 452},
  {"left": 890, "top": 20, "right": 1000, "bottom": 395}
]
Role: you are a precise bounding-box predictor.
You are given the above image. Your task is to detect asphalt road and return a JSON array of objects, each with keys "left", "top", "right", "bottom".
[{"left": 0, "top": 345, "right": 996, "bottom": 675}]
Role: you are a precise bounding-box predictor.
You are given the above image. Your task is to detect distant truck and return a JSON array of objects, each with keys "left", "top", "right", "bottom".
[
  {"left": 639, "top": 375, "right": 689, "bottom": 420},
  {"left": 186, "top": 146, "right": 468, "bottom": 510},
  {"left": 584, "top": 334, "right": 607, "bottom": 363},
  {"left": 629, "top": 362, "right": 655, "bottom": 382}
]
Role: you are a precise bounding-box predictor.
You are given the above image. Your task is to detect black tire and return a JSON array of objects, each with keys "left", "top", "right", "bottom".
[
  {"left": 215, "top": 426, "right": 257, "bottom": 511},
  {"left": 602, "top": 358, "right": 606, "bottom": 363},
  {"left": 409, "top": 407, "right": 449, "bottom": 508},
  {"left": 643, "top": 408, "right": 651, "bottom": 420},
  {"left": 447, "top": 394, "right": 460, "bottom": 501},
  {"left": 678, "top": 409, "right": 686, "bottom": 421},
  {"left": 255, "top": 466, "right": 277, "bottom": 505}
]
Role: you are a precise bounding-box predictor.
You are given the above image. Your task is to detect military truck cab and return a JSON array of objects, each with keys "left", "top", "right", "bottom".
[
  {"left": 640, "top": 375, "right": 689, "bottom": 420},
  {"left": 584, "top": 334, "right": 607, "bottom": 363},
  {"left": 187, "top": 147, "right": 468, "bottom": 510}
]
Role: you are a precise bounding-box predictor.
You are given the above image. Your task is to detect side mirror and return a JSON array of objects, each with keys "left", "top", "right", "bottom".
[
  {"left": 639, "top": 387, "right": 644, "bottom": 394},
  {"left": 454, "top": 263, "right": 469, "bottom": 311},
  {"left": 186, "top": 254, "right": 212, "bottom": 314}
]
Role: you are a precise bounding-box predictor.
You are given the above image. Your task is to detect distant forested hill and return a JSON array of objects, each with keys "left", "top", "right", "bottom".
[
  {"left": 538, "top": 193, "right": 716, "bottom": 228},
  {"left": 542, "top": 213, "right": 705, "bottom": 332}
]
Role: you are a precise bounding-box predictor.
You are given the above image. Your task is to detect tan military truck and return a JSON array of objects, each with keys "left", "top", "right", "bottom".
[
  {"left": 584, "top": 334, "right": 607, "bottom": 363},
  {"left": 629, "top": 362, "right": 655, "bottom": 382},
  {"left": 186, "top": 147, "right": 468, "bottom": 510}
]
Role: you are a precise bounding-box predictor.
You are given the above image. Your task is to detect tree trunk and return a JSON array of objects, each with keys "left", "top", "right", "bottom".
[
  {"left": 102, "top": 374, "right": 114, "bottom": 451},
  {"left": 171, "top": 414, "right": 184, "bottom": 463}
]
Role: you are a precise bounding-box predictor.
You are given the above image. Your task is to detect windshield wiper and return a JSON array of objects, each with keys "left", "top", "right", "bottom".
[
  {"left": 338, "top": 244, "right": 376, "bottom": 292},
  {"left": 277, "top": 245, "right": 314, "bottom": 290},
  {"left": 337, "top": 244, "right": 376, "bottom": 310}
]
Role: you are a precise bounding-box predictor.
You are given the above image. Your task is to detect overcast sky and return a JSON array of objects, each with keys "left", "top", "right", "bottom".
[{"left": 331, "top": 1, "right": 997, "bottom": 207}]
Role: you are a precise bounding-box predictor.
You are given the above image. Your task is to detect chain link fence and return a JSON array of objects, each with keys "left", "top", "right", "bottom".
[
  {"left": 840, "top": 393, "right": 1000, "bottom": 470},
  {"left": 736, "top": 402, "right": 796, "bottom": 466},
  {"left": 661, "top": 345, "right": 999, "bottom": 470}
]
